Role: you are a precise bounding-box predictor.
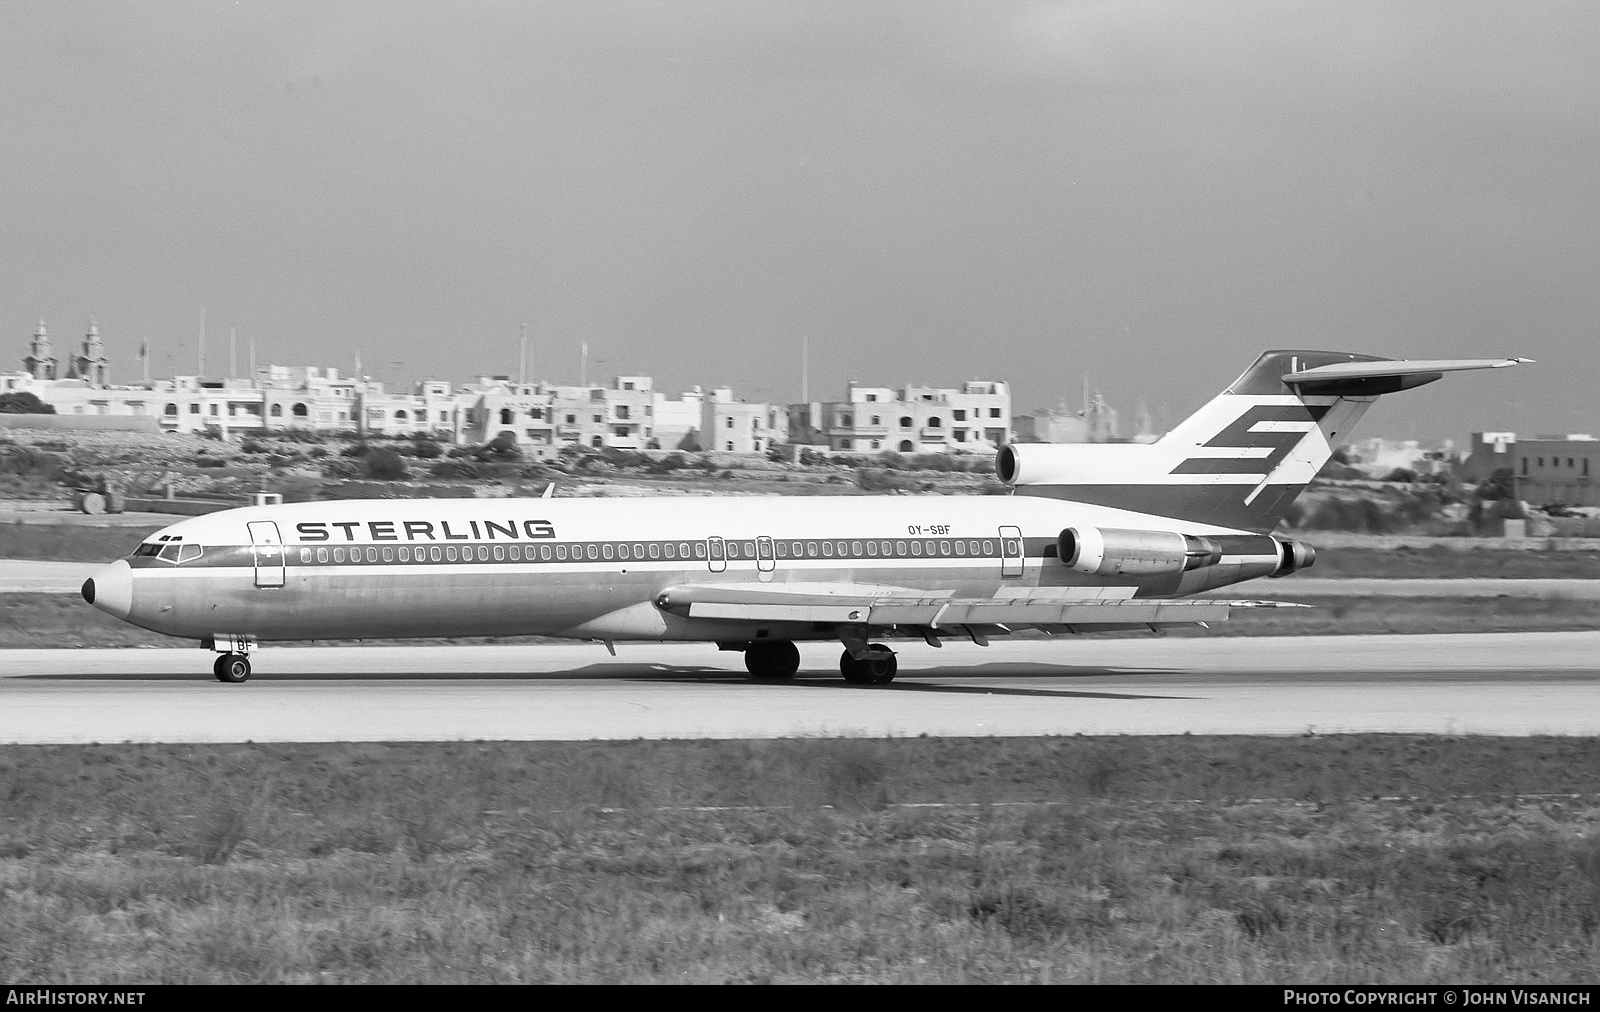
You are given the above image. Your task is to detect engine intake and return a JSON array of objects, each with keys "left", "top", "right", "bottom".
[{"left": 1057, "top": 526, "right": 1223, "bottom": 577}]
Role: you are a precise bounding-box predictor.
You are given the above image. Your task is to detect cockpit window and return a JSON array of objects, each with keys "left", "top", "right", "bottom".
[
  {"left": 135, "top": 543, "right": 163, "bottom": 557},
  {"left": 158, "top": 542, "right": 182, "bottom": 563},
  {"left": 178, "top": 543, "right": 203, "bottom": 564}
]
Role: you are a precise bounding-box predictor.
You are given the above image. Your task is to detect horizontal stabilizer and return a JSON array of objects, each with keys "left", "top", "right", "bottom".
[{"left": 1282, "top": 357, "right": 1529, "bottom": 396}]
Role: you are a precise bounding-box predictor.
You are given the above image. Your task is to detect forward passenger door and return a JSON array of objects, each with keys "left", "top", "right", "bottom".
[{"left": 247, "top": 521, "right": 286, "bottom": 588}]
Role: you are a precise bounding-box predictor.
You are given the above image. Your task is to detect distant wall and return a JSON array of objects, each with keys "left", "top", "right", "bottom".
[{"left": 0, "top": 414, "right": 160, "bottom": 432}]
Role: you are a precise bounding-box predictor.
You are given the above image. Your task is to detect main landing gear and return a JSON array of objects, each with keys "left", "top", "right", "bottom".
[
  {"left": 213, "top": 653, "right": 251, "bottom": 683},
  {"left": 744, "top": 640, "right": 801, "bottom": 681},
  {"left": 840, "top": 644, "right": 897, "bottom": 685}
]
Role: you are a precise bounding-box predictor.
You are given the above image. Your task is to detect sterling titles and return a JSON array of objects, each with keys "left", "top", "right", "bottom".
[{"left": 295, "top": 518, "right": 556, "bottom": 543}]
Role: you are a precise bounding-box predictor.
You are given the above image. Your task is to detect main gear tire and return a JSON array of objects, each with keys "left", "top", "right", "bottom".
[
  {"left": 840, "top": 645, "right": 897, "bottom": 685},
  {"left": 745, "top": 641, "right": 801, "bottom": 680}
]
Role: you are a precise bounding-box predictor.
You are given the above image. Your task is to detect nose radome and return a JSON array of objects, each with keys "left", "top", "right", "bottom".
[{"left": 86, "top": 560, "right": 133, "bottom": 620}]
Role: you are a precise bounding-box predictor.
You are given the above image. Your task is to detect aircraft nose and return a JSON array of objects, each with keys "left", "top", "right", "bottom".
[{"left": 83, "top": 560, "right": 133, "bottom": 620}]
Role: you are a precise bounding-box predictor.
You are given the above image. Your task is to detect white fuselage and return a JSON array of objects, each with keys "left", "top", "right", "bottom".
[{"left": 88, "top": 494, "right": 1280, "bottom": 645}]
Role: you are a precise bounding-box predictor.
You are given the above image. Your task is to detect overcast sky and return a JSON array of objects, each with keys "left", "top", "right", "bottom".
[{"left": 2, "top": 1, "right": 1595, "bottom": 443}]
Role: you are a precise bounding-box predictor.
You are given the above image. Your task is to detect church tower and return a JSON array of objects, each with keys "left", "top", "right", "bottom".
[
  {"left": 22, "top": 319, "right": 57, "bottom": 381},
  {"left": 67, "top": 319, "right": 110, "bottom": 387}
]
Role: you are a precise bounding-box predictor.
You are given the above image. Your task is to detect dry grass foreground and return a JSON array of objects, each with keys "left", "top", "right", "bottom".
[{"left": 1, "top": 735, "right": 1597, "bottom": 983}]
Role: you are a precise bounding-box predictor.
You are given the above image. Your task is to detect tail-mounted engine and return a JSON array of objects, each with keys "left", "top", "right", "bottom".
[
  {"left": 1271, "top": 538, "right": 1316, "bottom": 577},
  {"left": 1057, "top": 526, "right": 1223, "bottom": 577}
]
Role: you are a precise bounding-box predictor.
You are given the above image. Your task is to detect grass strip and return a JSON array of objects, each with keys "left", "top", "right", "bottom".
[{"left": 0, "top": 735, "right": 1597, "bottom": 983}]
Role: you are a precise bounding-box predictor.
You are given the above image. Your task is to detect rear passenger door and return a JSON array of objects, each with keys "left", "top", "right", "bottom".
[{"left": 998, "top": 525, "right": 1023, "bottom": 579}]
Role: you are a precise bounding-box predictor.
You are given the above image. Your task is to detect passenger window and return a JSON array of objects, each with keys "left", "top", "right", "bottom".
[
  {"left": 938, "top": 541, "right": 950, "bottom": 556},
  {"left": 911, "top": 542, "right": 922, "bottom": 556},
  {"left": 981, "top": 540, "right": 993, "bottom": 555},
  {"left": 494, "top": 546, "right": 505, "bottom": 561},
  {"left": 633, "top": 543, "right": 644, "bottom": 558},
  {"left": 954, "top": 541, "right": 965, "bottom": 556},
  {"left": 317, "top": 548, "right": 329, "bottom": 563},
  {"left": 446, "top": 546, "right": 457, "bottom": 562},
  {"left": 851, "top": 541, "right": 862, "bottom": 555},
  {"left": 398, "top": 547, "right": 410, "bottom": 562},
  {"left": 664, "top": 543, "right": 675, "bottom": 559},
  {"left": 693, "top": 543, "right": 706, "bottom": 559},
  {"left": 300, "top": 548, "right": 312, "bottom": 563},
  {"left": 895, "top": 541, "right": 906, "bottom": 555},
  {"left": 603, "top": 544, "right": 615, "bottom": 560},
  {"left": 430, "top": 546, "right": 442, "bottom": 562},
  {"left": 586, "top": 544, "right": 599, "bottom": 560},
  {"left": 478, "top": 546, "right": 489, "bottom": 561},
  {"left": 333, "top": 548, "right": 345, "bottom": 563},
  {"left": 776, "top": 542, "right": 788, "bottom": 558},
  {"left": 649, "top": 543, "right": 660, "bottom": 559},
  {"left": 806, "top": 542, "right": 818, "bottom": 558},
  {"left": 383, "top": 547, "right": 394, "bottom": 562},
  {"left": 822, "top": 542, "right": 833, "bottom": 557}
]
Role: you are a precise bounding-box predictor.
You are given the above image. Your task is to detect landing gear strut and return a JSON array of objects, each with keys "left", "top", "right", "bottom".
[
  {"left": 840, "top": 644, "right": 897, "bottom": 685},
  {"left": 213, "top": 653, "right": 251, "bottom": 683},
  {"left": 744, "top": 641, "right": 801, "bottom": 680}
]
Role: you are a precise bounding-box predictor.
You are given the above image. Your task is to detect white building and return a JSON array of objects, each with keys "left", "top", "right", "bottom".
[
  {"left": 700, "top": 388, "right": 786, "bottom": 454},
  {"left": 791, "top": 380, "right": 1010, "bottom": 454}
]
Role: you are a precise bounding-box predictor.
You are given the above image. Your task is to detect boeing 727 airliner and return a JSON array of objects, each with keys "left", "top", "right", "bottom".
[{"left": 81, "top": 350, "right": 1525, "bottom": 683}]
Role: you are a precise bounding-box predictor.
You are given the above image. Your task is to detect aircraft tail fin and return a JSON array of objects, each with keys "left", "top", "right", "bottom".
[{"left": 997, "top": 350, "right": 1528, "bottom": 532}]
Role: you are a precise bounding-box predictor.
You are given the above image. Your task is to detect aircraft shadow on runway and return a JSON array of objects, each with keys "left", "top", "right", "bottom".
[{"left": 25, "top": 661, "right": 1190, "bottom": 701}]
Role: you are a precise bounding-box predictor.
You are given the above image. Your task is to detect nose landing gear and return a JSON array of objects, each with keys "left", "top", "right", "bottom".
[
  {"left": 213, "top": 654, "right": 252, "bottom": 683},
  {"left": 206, "top": 634, "right": 256, "bottom": 683}
]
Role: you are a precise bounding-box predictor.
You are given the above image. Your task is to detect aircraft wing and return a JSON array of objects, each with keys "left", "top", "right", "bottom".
[{"left": 655, "top": 583, "right": 1304, "bottom": 634}]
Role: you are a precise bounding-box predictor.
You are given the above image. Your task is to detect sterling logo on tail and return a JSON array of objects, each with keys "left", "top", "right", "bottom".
[{"left": 1170, "top": 404, "right": 1331, "bottom": 476}]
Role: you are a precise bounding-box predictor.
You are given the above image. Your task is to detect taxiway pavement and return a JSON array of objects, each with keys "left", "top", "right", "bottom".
[{"left": 1, "top": 632, "right": 1595, "bottom": 744}]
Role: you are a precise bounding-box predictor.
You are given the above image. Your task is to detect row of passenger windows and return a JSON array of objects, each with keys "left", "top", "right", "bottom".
[{"left": 294, "top": 539, "right": 1008, "bottom": 565}]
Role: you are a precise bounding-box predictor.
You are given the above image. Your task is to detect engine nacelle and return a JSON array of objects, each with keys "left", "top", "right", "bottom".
[
  {"left": 1271, "top": 538, "right": 1316, "bottom": 577},
  {"left": 1057, "top": 526, "right": 1223, "bottom": 577}
]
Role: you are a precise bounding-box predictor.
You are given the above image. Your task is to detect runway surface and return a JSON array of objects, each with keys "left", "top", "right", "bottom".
[
  {"left": 1, "top": 632, "right": 1596, "bottom": 744},
  {"left": 1214, "top": 577, "right": 1600, "bottom": 599},
  {"left": 0, "top": 560, "right": 98, "bottom": 593}
]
